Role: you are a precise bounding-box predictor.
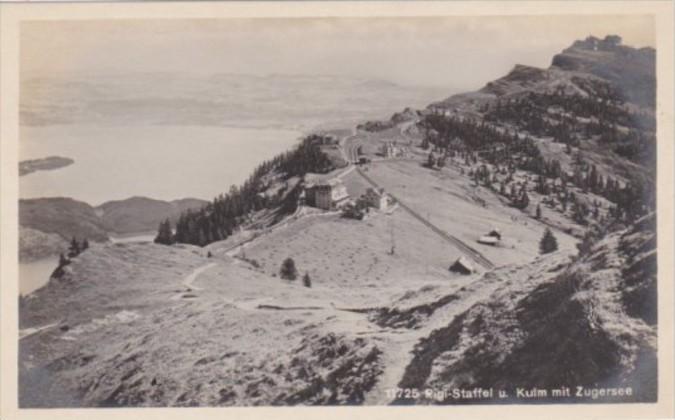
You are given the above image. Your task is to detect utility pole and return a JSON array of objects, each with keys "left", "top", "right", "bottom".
[{"left": 388, "top": 218, "right": 396, "bottom": 256}]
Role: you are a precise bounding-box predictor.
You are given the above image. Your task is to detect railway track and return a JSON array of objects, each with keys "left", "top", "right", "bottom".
[{"left": 355, "top": 167, "right": 496, "bottom": 270}]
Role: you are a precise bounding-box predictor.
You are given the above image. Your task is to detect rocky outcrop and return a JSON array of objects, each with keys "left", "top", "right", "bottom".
[{"left": 551, "top": 35, "right": 655, "bottom": 106}]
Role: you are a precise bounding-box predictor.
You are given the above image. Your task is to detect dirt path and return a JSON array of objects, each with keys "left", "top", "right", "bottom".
[
  {"left": 363, "top": 271, "right": 506, "bottom": 405},
  {"left": 19, "top": 323, "right": 58, "bottom": 340},
  {"left": 171, "top": 262, "right": 219, "bottom": 300},
  {"left": 183, "top": 262, "right": 217, "bottom": 291}
]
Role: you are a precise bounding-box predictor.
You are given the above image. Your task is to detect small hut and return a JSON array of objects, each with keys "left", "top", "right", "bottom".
[
  {"left": 487, "top": 228, "right": 502, "bottom": 240},
  {"left": 449, "top": 256, "right": 474, "bottom": 275},
  {"left": 478, "top": 227, "right": 501, "bottom": 245}
]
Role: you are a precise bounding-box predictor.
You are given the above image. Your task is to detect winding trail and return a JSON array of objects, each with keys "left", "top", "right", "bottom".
[
  {"left": 19, "top": 323, "right": 58, "bottom": 340},
  {"left": 171, "top": 262, "right": 218, "bottom": 300},
  {"left": 183, "top": 262, "right": 217, "bottom": 291}
]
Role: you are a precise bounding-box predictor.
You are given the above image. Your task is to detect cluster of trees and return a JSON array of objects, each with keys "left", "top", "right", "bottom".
[
  {"left": 280, "top": 257, "right": 311, "bottom": 287},
  {"left": 422, "top": 110, "right": 652, "bottom": 223},
  {"left": 156, "top": 135, "right": 336, "bottom": 247},
  {"left": 67, "top": 236, "right": 89, "bottom": 257},
  {"left": 356, "top": 119, "right": 395, "bottom": 132},
  {"left": 425, "top": 151, "right": 447, "bottom": 169},
  {"left": 482, "top": 86, "right": 655, "bottom": 164},
  {"left": 53, "top": 236, "right": 90, "bottom": 278},
  {"left": 485, "top": 81, "right": 632, "bottom": 128},
  {"left": 341, "top": 198, "right": 370, "bottom": 220},
  {"left": 596, "top": 124, "right": 656, "bottom": 164},
  {"left": 421, "top": 113, "right": 541, "bottom": 154}
]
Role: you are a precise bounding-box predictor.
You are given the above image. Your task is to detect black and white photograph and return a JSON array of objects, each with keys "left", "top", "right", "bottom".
[{"left": 1, "top": 2, "right": 673, "bottom": 417}]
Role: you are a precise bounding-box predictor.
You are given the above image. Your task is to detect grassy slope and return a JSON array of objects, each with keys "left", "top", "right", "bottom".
[{"left": 19, "top": 242, "right": 388, "bottom": 407}]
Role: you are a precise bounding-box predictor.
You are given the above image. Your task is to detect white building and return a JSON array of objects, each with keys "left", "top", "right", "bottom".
[{"left": 363, "top": 187, "right": 389, "bottom": 210}]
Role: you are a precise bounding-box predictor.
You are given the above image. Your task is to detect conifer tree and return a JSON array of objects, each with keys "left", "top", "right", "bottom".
[
  {"left": 154, "top": 219, "right": 175, "bottom": 245},
  {"left": 280, "top": 258, "right": 298, "bottom": 281},
  {"left": 302, "top": 272, "right": 312, "bottom": 288},
  {"left": 539, "top": 228, "right": 559, "bottom": 254},
  {"left": 536, "top": 203, "right": 542, "bottom": 219}
]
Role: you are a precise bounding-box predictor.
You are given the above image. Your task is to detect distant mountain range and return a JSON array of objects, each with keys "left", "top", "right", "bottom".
[{"left": 21, "top": 72, "right": 449, "bottom": 130}]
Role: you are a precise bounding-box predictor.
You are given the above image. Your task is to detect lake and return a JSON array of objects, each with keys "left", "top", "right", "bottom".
[
  {"left": 19, "top": 124, "right": 302, "bottom": 294},
  {"left": 19, "top": 256, "right": 59, "bottom": 296},
  {"left": 19, "top": 124, "right": 303, "bottom": 206}
]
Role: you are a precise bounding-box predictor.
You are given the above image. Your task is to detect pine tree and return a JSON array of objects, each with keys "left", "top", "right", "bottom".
[
  {"left": 81, "top": 238, "right": 89, "bottom": 251},
  {"left": 58, "top": 253, "right": 69, "bottom": 267},
  {"left": 302, "top": 272, "right": 312, "bottom": 288},
  {"left": 280, "top": 258, "right": 298, "bottom": 281},
  {"left": 154, "top": 219, "right": 175, "bottom": 245},
  {"left": 535, "top": 203, "right": 542, "bottom": 219},
  {"left": 539, "top": 228, "right": 559, "bottom": 254}
]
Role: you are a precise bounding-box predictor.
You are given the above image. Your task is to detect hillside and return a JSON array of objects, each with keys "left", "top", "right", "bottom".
[
  {"left": 19, "top": 196, "right": 207, "bottom": 261},
  {"left": 96, "top": 197, "right": 208, "bottom": 234},
  {"left": 551, "top": 35, "right": 655, "bottom": 107},
  {"left": 20, "top": 198, "right": 110, "bottom": 244},
  {"left": 430, "top": 36, "right": 655, "bottom": 183},
  {"left": 18, "top": 213, "right": 655, "bottom": 406},
  {"left": 394, "top": 214, "right": 656, "bottom": 404}
]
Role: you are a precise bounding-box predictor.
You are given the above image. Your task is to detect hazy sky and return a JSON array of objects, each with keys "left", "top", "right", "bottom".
[{"left": 22, "top": 15, "right": 654, "bottom": 90}]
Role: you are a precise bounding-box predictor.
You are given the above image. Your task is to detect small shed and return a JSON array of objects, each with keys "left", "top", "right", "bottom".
[
  {"left": 487, "top": 228, "right": 502, "bottom": 240},
  {"left": 449, "top": 256, "right": 475, "bottom": 275},
  {"left": 478, "top": 227, "right": 501, "bottom": 245}
]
